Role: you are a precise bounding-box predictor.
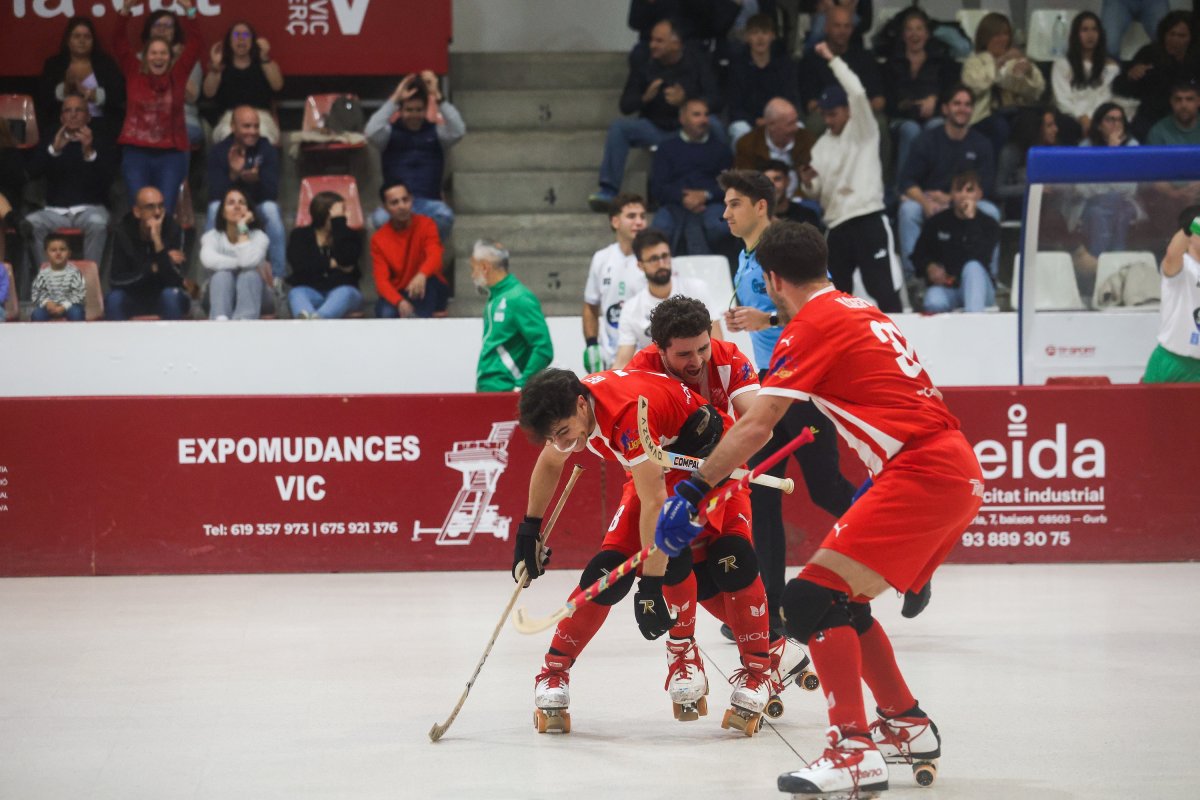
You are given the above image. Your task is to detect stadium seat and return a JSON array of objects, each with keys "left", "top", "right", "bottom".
[
  {"left": 0, "top": 94, "right": 38, "bottom": 148},
  {"left": 3, "top": 261, "right": 17, "bottom": 321},
  {"left": 295, "top": 175, "right": 366, "bottom": 230},
  {"left": 38, "top": 259, "right": 103, "bottom": 320},
  {"left": 1012, "top": 253, "right": 1087, "bottom": 310},
  {"left": 301, "top": 93, "right": 366, "bottom": 153},
  {"left": 1093, "top": 251, "right": 1159, "bottom": 309}
]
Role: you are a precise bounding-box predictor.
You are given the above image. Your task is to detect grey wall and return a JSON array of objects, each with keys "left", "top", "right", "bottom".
[{"left": 451, "top": 0, "right": 637, "bottom": 52}]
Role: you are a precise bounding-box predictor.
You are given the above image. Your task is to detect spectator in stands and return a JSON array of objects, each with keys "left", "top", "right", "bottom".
[
  {"left": 1101, "top": 0, "right": 1169, "bottom": 60},
  {"left": 961, "top": 12, "right": 1045, "bottom": 160},
  {"left": 898, "top": 83, "right": 1000, "bottom": 281},
  {"left": 37, "top": 17, "right": 124, "bottom": 146},
  {"left": 612, "top": 228, "right": 722, "bottom": 367},
  {"left": 111, "top": 0, "right": 202, "bottom": 216},
  {"left": 0, "top": 119, "right": 26, "bottom": 269},
  {"left": 882, "top": 7, "right": 959, "bottom": 187},
  {"left": 134, "top": 10, "right": 205, "bottom": 150},
  {"left": 200, "top": 186, "right": 269, "bottom": 321},
  {"left": 106, "top": 186, "right": 190, "bottom": 320},
  {"left": 365, "top": 72, "right": 465, "bottom": 243},
  {"left": 473, "top": 239, "right": 553, "bottom": 392},
  {"left": 997, "top": 107, "right": 1066, "bottom": 220},
  {"left": 206, "top": 105, "right": 284, "bottom": 279},
  {"left": 589, "top": 18, "right": 724, "bottom": 211},
  {"left": 1147, "top": 78, "right": 1200, "bottom": 143},
  {"left": 203, "top": 21, "right": 283, "bottom": 144},
  {"left": 762, "top": 158, "right": 824, "bottom": 227},
  {"left": 802, "top": 0, "right": 874, "bottom": 53},
  {"left": 800, "top": 43, "right": 902, "bottom": 312},
  {"left": 912, "top": 170, "right": 1000, "bottom": 313},
  {"left": 30, "top": 233, "right": 86, "bottom": 322},
  {"left": 371, "top": 180, "right": 447, "bottom": 318},
  {"left": 1113, "top": 11, "right": 1198, "bottom": 141},
  {"left": 797, "top": 4, "right": 886, "bottom": 137},
  {"left": 726, "top": 14, "right": 800, "bottom": 145},
  {"left": 286, "top": 190, "right": 363, "bottom": 320},
  {"left": 733, "top": 98, "right": 817, "bottom": 198},
  {"left": 650, "top": 97, "right": 733, "bottom": 256},
  {"left": 583, "top": 193, "right": 648, "bottom": 372},
  {"left": 627, "top": 0, "right": 746, "bottom": 44},
  {"left": 23, "top": 93, "right": 112, "bottom": 266},
  {"left": 1052, "top": 12, "right": 1120, "bottom": 139}
]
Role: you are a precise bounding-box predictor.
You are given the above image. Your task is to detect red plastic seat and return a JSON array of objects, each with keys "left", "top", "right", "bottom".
[
  {"left": 0, "top": 94, "right": 38, "bottom": 148},
  {"left": 295, "top": 175, "right": 365, "bottom": 230},
  {"left": 301, "top": 93, "right": 366, "bottom": 153}
]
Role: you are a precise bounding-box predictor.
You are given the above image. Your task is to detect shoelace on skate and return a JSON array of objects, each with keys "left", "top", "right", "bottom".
[
  {"left": 663, "top": 648, "right": 703, "bottom": 690},
  {"left": 728, "top": 665, "right": 768, "bottom": 690},
  {"left": 537, "top": 670, "right": 567, "bottom": 689},
  {"left": 868, "top": 717, "right": 923, "bottom": 763}
]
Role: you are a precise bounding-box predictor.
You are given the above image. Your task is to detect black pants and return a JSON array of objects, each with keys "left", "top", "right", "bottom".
[
  {"left": 747, "top": 381, "right": 855, "bottom": 618},
  {"left": 827, "top": 211, "right": 903, "bottom": 313}
]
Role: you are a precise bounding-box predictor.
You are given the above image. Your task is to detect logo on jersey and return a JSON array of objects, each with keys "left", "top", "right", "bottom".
[
  {"left": 738, "top": 362, "right": 753, "bottom": 383},
  {"left": 619, "top": 428, "right": 643, "bottom": 455},
  {"left": 768, "top": 354, "right": 794, "bottom": 380},
  {"left": 833, "top": 522, "right": 848, "bottom": 538},
  {"left": 605, "top": 301, "right": 624, "bottom": 327},
  {"left": 413, "top": 421, "right": 517, "bottom": 547},
  {"left": 835, "top": 296, "right": 873, "bottom": 309}
]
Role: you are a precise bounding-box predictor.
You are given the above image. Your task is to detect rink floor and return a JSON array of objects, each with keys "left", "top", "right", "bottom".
[{"left": 1, "top": 562, "right": 1197, "bottom": 800}]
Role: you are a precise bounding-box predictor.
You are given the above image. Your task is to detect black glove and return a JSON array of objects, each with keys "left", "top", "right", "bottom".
[
  {"left": 634, "top": 575, "right": 676, "bottom": 640},
  {"left": 512, "top": 516, "right": 550, "bottom": 586}
]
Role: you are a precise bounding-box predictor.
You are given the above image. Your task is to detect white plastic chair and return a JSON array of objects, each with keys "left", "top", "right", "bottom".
[
  {"left": 1026, "top": 9, "right": 1079, "bottom": 61},
  {"left": 1013, "top": 252, "right": 1087, "bottom": 310}
]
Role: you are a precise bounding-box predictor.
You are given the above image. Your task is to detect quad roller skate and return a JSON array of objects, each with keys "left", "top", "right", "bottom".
[
  {"left": 765, "top": 635, "right": 820, "bottom": 719},
  {"left": 870, "top": 707, "right": 941, "bottom": 787},
  {"left": 665, "top": 637, "right": 709, "bottom": 721},
  {"left": 721, "top": 654, "right": 772, "bottom": 736},
  {"left": 533, "top": 653, "right": 572, "bottom": 734},
  {"left": 777, "top": 726, "right": 889, "bottom": 798}
]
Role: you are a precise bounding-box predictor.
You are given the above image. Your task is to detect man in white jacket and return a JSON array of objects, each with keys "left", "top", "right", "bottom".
[{"left": 800, "top": 42, "right": 903, "bottom": 313}]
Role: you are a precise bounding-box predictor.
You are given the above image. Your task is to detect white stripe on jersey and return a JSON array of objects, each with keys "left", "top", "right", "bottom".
[
  {"left": 583, "top": 406, "right": 647, "bottom": 468},
  {"left": 759, "top": 386, "right": 904, "bottom": 475}
]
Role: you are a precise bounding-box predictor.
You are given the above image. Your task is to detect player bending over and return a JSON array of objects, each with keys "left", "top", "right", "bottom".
[{"left": 654, "top": 221, "right": 983, "bottom": 795}]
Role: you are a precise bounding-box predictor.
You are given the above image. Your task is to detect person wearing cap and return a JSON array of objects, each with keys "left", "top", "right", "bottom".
[
  {"left": 798, "top": 42, "right": 903, "bottom": 312},
  {"left": 1144, "top": 208, "right": 1200, "bottom": 383}
]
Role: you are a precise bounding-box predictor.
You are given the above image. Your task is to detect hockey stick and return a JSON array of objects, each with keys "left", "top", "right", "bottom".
[
  {"left": 428, "top": 464, "right": 584, "bottom": 742},
  {"left": 512, "top": 426, "right": 815, "bottom": 635},
  {"left": 636, "top": 395, "right": 795, "bottom": 494}
]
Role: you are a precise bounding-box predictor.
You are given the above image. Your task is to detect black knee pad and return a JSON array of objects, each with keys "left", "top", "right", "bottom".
[
  {"left": 848, "top": 600, "right": 875, "bottom": 635},
  {"left": 663, "top": 546, "right": 693, "bottom": 586},
  {"left": 693, "top": 560, "right": 719, "bottom": 602},
  {"left": 780, "top": 578, "right": 851, "bottom": 644},
  {"left": 579, "top": 550, "right": 635, "bottom": 607},
  {"left": 705, "top": 536, "right": 759, "bottom": 593}
]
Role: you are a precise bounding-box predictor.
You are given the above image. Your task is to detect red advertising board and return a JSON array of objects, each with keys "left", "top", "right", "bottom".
[
  {"left": 0, "top": 386, "right": 1197, "bottom": 578},
  {"left": 0, "top": 0, "right": 450, "bottom": 77}
]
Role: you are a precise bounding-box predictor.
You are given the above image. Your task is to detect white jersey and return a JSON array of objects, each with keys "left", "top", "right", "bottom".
[
  {"left": 583, "top": 242, "right": 646, "bottom": 366},
  {"left": 616, "top": 275, "right": 721, "bottom": 351},
  {"left": 1157, "top": 251, "right": 1200, "bottom": 359}
]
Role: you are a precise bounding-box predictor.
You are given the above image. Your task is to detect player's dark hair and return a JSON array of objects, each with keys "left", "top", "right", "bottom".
[
  {"left": 756, "top": 221, "right": 829, "bottom": 285},
  {"left": 951, "top": 170, "right": 982, "bottom": 191},
  {"left": 719, "top": 169, "right": 774, "bottom": 209},
  {"left": 940, "top": 82, "right": 973, "bottom": 108},
  {"left": 44, "top": 232, "right": 71, "bottom": 252},
  {"left": 649, "top": 296, "right": 712, "bottom": 349},
  {"left": 632, "top": 229, "right": 670, "bottom": 260},
  {"left": 609, "top": 192, "right": 646, "bottom": 219},
  {"left": 519, "top": 368, "right": 589, "bottom": 440},
  {"left": 379, "top": 179, "right": 410, "bottom": 204}
]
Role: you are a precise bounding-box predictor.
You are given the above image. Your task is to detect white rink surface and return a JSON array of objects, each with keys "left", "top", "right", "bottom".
[{"left": 1, "top": 563, "right": 1198, "bottom": 800}]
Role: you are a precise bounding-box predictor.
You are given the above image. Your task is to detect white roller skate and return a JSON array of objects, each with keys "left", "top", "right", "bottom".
[
  {"left": 870, "top": 708, "right": 941, "bottom": 787},
  {"left": 777, "top": 726, "right": 889, "bottom": 797},
  {"left": 721, "top": 653, "right": 772, "bottom": 736},
  {"left": 665, "top": 637, "right": 709, "bottom": 721},
  {"left": 533, "top": 653, "right": 572, "bottom": 734},
  {"left": 765, "top": 635, "right": 821, "bottom": 719}
]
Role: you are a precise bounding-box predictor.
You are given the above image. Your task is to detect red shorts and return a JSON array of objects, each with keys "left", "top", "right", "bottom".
[
  {"left": 601, "top": 475, "right": 753, "bottom": 556},
  {"left": 818, "top": 429, "right": 983, "bottom": 594}
]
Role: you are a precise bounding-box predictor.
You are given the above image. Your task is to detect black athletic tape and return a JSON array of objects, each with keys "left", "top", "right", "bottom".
[
  {"left": 848, "top": 600, "right": 875, "bottom": 635},
  {"left": 663, "top": 546, "right": 693, "bottom": 586},
  {"left": 705, "top": 536, "right": 759, "bottom": 593},
  {"left": 579, "top": 550, "right": 635, "bottom": 606},
  {"left": 780, "top": 578, "right": 851, "bottom": 644}
]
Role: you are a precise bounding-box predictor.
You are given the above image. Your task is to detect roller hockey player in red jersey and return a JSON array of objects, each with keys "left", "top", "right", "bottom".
[
  {"left": 624, "top": 296, "right": 821, "bottom": 722},
  {"left": 517, "top": 365, "right": 769, "bottom": 734},
  {"left": 654, "top": 222, "right": 984, "bottom": 796}
]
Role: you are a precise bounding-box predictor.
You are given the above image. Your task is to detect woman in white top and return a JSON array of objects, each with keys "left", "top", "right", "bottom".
[
  {"left": 1052, "top": 12, "right": 1121, "bottom": 139},
  {"left": 200, "top": 186, "right": 270, "bottom": 320}
]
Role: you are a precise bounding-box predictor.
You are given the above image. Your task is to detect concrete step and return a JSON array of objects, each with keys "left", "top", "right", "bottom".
[
  {"left": 454, "top": 89, "right": 622, "bottom": 131},
  {"left": 447, "top": 254, "right": 591, "bottom": 319},
  {"left": 454, "top": 169, "right": 648, "bottom": 214},
  {"left": 450, "top": 129, "right": 652, "bottom": 173},
  {"left": 452, "top": 213, "right": 612, "bottom": 257},
  {"left": 450, "top": 52, "right": 628, "bottom": 91}
]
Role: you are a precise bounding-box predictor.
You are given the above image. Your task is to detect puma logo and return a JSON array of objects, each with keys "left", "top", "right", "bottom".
[
  {"left": 718, "top": 556, "right": 738, "bottom": 572},
  {"left": 833, "top": 522, "right": 848, "bottom": 538}
]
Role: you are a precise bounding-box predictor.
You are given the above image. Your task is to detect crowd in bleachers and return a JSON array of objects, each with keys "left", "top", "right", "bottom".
[{"left": 1, "top": 0, "right": 1198, "bottom": 323}]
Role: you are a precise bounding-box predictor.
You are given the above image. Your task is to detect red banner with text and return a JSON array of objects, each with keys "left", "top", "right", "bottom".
[
  {"left": 0, "top": 386, "right": 1196, "bottom": 577},
  {"left": 0, "top": 0, "right": 450, "bottom": 77}
]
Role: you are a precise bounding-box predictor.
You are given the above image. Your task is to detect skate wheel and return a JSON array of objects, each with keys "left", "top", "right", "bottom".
[
  {"left": 765, "top": 696, "right": 784, "bottom": 719},
  {"left": 560, "top": 711, "right": 571, "bottom": 734},
  {"left": 696, "top": 696, "right": 708, "bottom": 716},
  {"left": 534, "top": 709, "right": 548, "bottom": 733},
  {"left": 800, "top": 670, "right": 820, "bottom": 691},
  {"left": 720, "top": 708, "right": 735, "bottom": 730},
  {"left": 914, "top": 761, "right": 937, "bottom": 786}
]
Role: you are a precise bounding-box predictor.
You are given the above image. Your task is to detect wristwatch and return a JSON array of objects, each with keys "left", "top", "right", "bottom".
[{"left": 769, "top": 313, "right": 779, "bottom": 327}]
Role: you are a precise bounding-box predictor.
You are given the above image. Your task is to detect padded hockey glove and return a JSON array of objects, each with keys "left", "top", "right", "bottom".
[
  {"left": 654, "top": 477, "right": 710, "bottom": 557},
  {"left": 634, "top": 575, "right": 676, "bottom": 640},
  {"left": 512, "top": 516, "right": 551, "bottom": 586},
  {"left": 583, "top": 340, "right": 604, "bottom": 373}
]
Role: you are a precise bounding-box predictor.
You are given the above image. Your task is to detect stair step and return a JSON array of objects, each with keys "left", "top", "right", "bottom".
[
  {"left": 454, "top": 89, "right": 622, "bottom": 131},
  {"left": 454, "top": 169, "right": 648, "bottom": 214},
  {"left": 450, "top": 129, "right": 652, "bottom": 173},
  {"left": 450, "top": 52, "right": 628, "bottom": 91},
  {"left": 447, "top": 254, "right": 591, "bottom": 318},
  {"left": 452, "top": 213, "right": 613, "bottom": 256}
]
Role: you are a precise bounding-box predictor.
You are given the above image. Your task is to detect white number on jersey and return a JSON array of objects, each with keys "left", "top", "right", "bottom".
[{"left": 870, "top": 320, "right": 924, "bottom": 379}]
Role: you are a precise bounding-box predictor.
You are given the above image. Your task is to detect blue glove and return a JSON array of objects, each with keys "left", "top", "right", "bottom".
[
  {"left": 850, "top": 476, "right": 873, "bottom": 505},
  {"left": 654, "top": 478, "right": 710, "bottom": 557}
]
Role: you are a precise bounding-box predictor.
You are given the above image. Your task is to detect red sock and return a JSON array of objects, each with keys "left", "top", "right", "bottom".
[
  {"left": 858, "top": 621, "right": 916, "bottom": 717},
  {"left": 722, "top": 577, "right": 771, "bottom": 657},
  {"left": 809, "top": 625, "right": 869, "bottom": 736},
  {"left": 699, "top": 596, "right": 726, "bottom": 624},
  {"left": 550, "top": 598, "right": 610, "bottom": 660},
  {"left": 664, "top": 571, "right": 697, "bottom": 639}
]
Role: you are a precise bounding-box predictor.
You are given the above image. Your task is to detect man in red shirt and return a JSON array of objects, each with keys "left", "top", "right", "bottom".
[
  {"left": 655, "top": 221, "right": 983, "bottom": 795},
  {"left": 370, "top": 180, "right": 446, "bottom": 318}
]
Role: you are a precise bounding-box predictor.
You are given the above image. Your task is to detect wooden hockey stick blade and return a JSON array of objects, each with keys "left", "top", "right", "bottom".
[
  {"left": 636, "top": 395, "right": 795, "bottom": 493},
  {"left": 513, "top": 544, "right": 657, "bottom": 635},
  {"left": 428, "top": 464, "right": 583, "bottom": 742}
]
